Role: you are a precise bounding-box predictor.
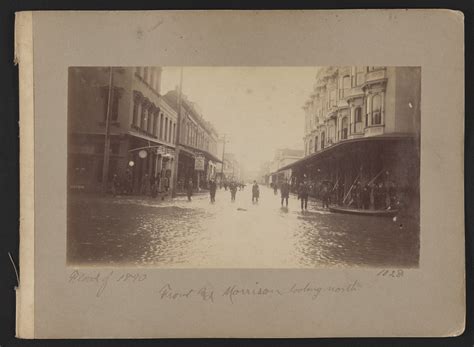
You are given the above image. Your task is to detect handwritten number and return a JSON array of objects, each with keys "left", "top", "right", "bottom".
[{"left": 376, "top": 269, "right": 403, "bottom": 278}]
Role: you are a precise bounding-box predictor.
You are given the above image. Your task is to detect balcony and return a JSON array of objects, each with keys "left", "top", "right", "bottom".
[
  {"left": 336, "top": 99, "right": 349, "bottom": 109},
  {"left": 365, "top": 69, "right": 387, "bottom": 86},
  {"left": 344, "top": 86, "right": 364, "bottom": 101},
  {"left": 364, "top": 124, "right": 385, "bottom": 137}
]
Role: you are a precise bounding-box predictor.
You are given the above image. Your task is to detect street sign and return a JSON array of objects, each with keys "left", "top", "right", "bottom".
[{"left": 195, "top": 155, "right": 205, "bottom": 171}]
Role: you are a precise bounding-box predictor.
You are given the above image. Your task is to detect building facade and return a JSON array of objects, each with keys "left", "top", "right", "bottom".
[
  {"left": 269, "top": 148, "right": 304, "bottom": 185},
  {"left": 281, "top": 66, "right": 421, "bottom": 211},
  {"left": 303, "top": 66, "right": 420, "bottom": 155},
  {"left": 68, "top": 66, "right": 178, "bottom": 193},
  {"left": 163, "top": 90, "right": 220, "bottom": 191}
]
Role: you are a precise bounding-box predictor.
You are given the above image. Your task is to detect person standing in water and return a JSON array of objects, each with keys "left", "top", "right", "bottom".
[
  {"left": 280, "top": 178, "right": 290, "bottom": 207},
  {"left": 252, "top": 180, "right": 260, "bottom": 203},
  {"left": 186, "top": 179, "right": 194, "bottom": 201},
  {"left": 298, "top": 180, "right": 310, "bottom": 211},
  {"left": 209, "top": 179, "right": 217, "bottom": 203},
  {"left": 229, "top": 181, "right": 238, "bottom": 201}
]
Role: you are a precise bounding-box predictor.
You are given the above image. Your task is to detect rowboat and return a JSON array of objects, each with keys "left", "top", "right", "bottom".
[{"left": 328, "top": 206, "right": 398, "bottom": 217}]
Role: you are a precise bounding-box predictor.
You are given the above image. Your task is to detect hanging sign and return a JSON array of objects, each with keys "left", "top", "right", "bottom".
[{"left": 195, "top": 155, "right": 205, "bottom": 171}]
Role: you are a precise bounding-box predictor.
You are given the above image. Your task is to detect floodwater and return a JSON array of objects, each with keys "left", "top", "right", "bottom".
[{"left": 67, "top": 186, "right": 419, "bottom": 268}]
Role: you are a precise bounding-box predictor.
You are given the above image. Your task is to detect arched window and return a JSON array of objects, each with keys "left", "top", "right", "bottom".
[
  {"left": 309, "top": 139, "right": 313, "bottom": 153},
  {"left": 159, "top": 113, "right": 164, "bottom": 139},
  {"left": 355, "top": 107, "right": 362, "bottom": 122},
  {"left": 341, "top": 117, "right": 349, "bottom": 140},
  {"left": 140, "top": 103, "right": 147, "bottom": 130},
  {"left": 354, "top": 107, "right": 363, "bottom": 133},
  {"left": 372, "top": 94, "right": 382, "bottom": 125},
  {"left": 320, "top": 131, "right": 325, "bottom": 149}
]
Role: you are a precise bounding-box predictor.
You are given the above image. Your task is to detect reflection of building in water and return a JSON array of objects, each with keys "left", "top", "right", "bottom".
[
  {"left": 280, "top": 66, "right": 421, "bottom": 211},
  {"left": 68, "top": 67, "right": 179, "bottom": 193}
]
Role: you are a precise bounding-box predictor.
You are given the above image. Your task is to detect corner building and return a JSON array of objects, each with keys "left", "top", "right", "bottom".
[
  {"left": 68, "top": 67, "right": 178, "bottom": 193},
  {"left": 282, "top": 66, "right": 421, "bottom": 210}
]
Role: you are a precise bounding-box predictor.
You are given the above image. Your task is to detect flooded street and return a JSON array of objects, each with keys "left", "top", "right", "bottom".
[{"left": 68, "top": 186, "right": 419, "bottom": 268}]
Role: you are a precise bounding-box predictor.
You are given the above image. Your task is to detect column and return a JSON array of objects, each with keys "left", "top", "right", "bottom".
[{"left": 381, "top": 92, "right": 385, "bottom": 125}]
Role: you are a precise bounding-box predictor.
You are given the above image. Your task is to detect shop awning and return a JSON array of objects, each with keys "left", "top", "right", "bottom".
[
  {"left": 278, "top": 133, "right": 417, "bottom": 172},
  {"left": 178, "top": 144, "right": 222, "bottom": 163}
]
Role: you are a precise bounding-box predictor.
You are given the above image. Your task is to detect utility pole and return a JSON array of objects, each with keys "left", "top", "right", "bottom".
[
  {"left": 101, "top": 67, "right": 114, "bottom": 194},
  {"left": 171, "top": 67, "right": 183, "bottom": 198},
  {"left": 220, "top": 134, "right": 226, "bottom": 182}
]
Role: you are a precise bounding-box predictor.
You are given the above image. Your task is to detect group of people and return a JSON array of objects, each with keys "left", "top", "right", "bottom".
[
  {"left": 110, "top": 170, "right": 170, "bottom": 198},
  {"left": 270, "top": 179, "right": 310, "bottom": 210},
  {"left": 272, "top": 174, "right": 400, "bottom": 211},
  {"left": 207, "top": 180, "right": 260, "bottom": 203}
]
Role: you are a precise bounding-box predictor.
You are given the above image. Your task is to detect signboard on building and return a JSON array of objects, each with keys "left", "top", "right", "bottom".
[{"left": 195, "top": 155, "right": 205, "bottom": 171}]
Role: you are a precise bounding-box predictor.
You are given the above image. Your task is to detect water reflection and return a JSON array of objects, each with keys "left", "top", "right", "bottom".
[{"left": 68, "top": 187, "right": 419, "bottom": 268}]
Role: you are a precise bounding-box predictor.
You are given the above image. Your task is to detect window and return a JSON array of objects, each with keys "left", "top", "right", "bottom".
[
  {"left": 354, "top": 107, "right": 363, "bottom": 133},
  {"left": 341, "top": 117, "right": 349, "bottom": 140},
  {"left": 140, "top": 104, "right": 147, "bottom": 130},
  {"left": 143, "top": 67, "right": 148, "bottom": 82},
  {"left": 132, "top": 96, "right": 139, "bottom": 126},
  {"left": 314, "top": 136, "right": 318, "bottom": 152},
  {"left": 340, "top": 75, "right": 351, "bottom": 98},
  {"left": 309, "top": 139, "right": 313, "bottom": 153},
  {"left": 320, "top": 131, "right": 325, "bottom": 149},
  {"left": 153, "top": 113, "right": 159, "bottom": 136},
  {"left": 365, "top": 100, "right": 370, "bottom": 126},
  {"left": 372, "top": 94, "right": 382, "bottom": 125},
  {"left": 165, "top": 118, "right": 168, "bottom": 142},
  {"left": 355, "top": 107, "right": 362, "bottom": 122},
  {"left": 147, "top": 108, "right": 154, "bottom": 134}
]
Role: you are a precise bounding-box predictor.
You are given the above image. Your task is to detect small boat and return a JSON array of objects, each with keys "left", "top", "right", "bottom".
[{"left": 328, "top": 206, "right": 398, "bottom": 217}]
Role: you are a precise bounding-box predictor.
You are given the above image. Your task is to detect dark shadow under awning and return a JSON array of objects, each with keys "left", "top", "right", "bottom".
[{"left": 278, "top": 133, "right": 418, "bottom": 172}]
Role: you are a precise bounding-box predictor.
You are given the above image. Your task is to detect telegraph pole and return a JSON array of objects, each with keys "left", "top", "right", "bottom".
[
  {"left": 101, "top": 67, "right": 114, "bottom": 194},
  {"left": 220, "top": 134, "right": 226, "bottom": 182},
  {"left": 171, "top": 67, "right": 183, "bottom": 198}
]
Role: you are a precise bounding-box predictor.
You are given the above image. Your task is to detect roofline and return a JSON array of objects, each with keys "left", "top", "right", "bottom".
[{"left": 277, "top": 133, "right": 417, "bottom": 172}]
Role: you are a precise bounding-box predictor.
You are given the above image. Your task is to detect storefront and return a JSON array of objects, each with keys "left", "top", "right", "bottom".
[
  {"left": 279, "top": 134, "right": 420, "bottom": 211},
  {"left": 177, "top": 144, "right": 222, "bottom": 192}
]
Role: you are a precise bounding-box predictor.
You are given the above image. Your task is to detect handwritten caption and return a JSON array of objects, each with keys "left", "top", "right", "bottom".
[
  {"left": 68, "top": 269, "right": 369, "bottom": 303},
  {"left": 68, "top": 270, "right": 146, "bottom": 297}
]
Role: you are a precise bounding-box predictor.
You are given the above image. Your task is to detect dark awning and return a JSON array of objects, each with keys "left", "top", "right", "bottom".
[
  {"left": 178, "top": 144, "right": 222, "bottom": 163},
  {"left": 278, "top": 133, "right": 417, "bottom": 172}
]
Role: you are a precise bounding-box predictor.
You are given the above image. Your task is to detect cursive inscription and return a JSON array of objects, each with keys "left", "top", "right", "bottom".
[
  {"left": 67, "top": 270, "right": 363, "bottom": 304},
  {"left": 68, "top": 270, "right": 147, "bottom": 297},
  {"left": 159, "top": 283, "right": 214, "bottom": 302}
]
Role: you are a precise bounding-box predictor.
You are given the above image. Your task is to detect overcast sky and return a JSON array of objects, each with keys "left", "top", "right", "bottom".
[{"left": 161, "top": 67, "right": 319, "bottom": 172}]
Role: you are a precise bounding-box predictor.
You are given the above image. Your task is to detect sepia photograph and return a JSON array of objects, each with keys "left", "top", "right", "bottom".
[
  {"left": 67, "top": 66, "right": 421, "bottom": 268},
  {"left": 14, "top": 10, "right": 465, "bottom": 339}
]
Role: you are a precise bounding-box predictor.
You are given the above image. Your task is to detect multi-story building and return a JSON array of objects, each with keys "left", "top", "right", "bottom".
[
  {"left": 280, "top": 66, "right": 421, "bottom": 209},
  {"left": 68, "top": 66, "right": 178, "bottom": 193},
  {"left": 269, "top": 148, "right": 304, "bottom": 185},
  {"left": 163, "top": 90, "right": 220, "bottom": 191}
]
